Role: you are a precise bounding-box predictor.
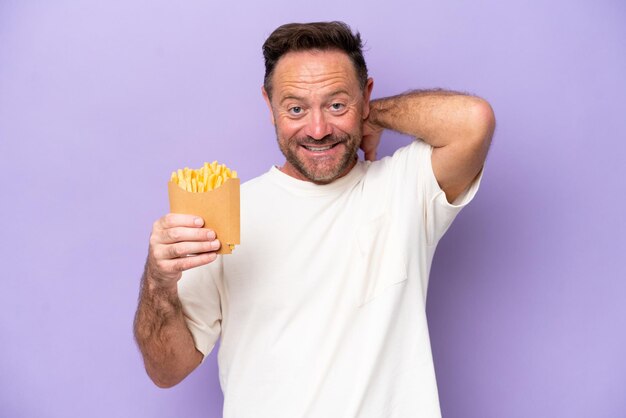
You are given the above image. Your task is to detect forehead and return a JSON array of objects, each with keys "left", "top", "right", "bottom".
[{"left": 270, "top": 50, "right": 360, "bottom": 98}]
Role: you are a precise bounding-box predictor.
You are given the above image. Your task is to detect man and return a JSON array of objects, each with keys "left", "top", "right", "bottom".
[{"left": 134, "top": 21, "right": 494, "bottom": 417}]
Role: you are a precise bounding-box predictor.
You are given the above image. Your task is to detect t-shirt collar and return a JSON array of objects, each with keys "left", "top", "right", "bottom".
[{"left": 267, "top": 161, "right": 367, "bottom": 197}]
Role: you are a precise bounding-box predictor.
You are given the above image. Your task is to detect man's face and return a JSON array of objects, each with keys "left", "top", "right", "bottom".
[{"left": 263, "top": 50, "right": 373, "bottom": 184}]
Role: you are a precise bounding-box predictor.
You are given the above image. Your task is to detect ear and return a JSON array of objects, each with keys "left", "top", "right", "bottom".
[
  {"left": 261, "top": 85, "right": 276, "bottom": 126},
  {"left": 362, "top": 78, "right": 374, "bottom": 120}
]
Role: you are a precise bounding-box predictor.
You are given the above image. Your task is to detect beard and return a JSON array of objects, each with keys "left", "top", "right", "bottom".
[{"left": 276, "top": 128, "right": 362, "bottom": 184}]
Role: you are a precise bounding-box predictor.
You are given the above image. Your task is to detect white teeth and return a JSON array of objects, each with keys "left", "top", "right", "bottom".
[{"left": 304, "top": 145, "right": 332, "bottom": 151}]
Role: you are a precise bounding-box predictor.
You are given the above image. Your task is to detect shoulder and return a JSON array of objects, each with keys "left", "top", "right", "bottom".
[
  {"left": 241, "top": 169, "right": 274, "bottom": 195},
  {"left": 354, "top": 142, "right": 429, "bottom": 219},
  {"left": 364, "top": 140, "right": 432, "bottom": 183}
]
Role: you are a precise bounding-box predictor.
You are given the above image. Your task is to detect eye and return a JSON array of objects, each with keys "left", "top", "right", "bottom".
[
  {"left": 330, "top": 103, "right": 345, "bottom": 112},
  {"left": 288, "top": 106, "right": 303, "bottom": 116}
]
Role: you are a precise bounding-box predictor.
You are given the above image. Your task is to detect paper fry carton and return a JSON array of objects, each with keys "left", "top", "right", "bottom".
[{"left": 168, "top": 178, "right": 240, "bottom": 254}]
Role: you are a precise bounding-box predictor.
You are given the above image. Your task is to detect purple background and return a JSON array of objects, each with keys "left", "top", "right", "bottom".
[{"left": 1, "top": 1, "right": 625, "bottom": 417}]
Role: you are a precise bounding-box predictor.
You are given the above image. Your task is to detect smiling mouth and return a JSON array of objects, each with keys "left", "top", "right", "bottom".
[{"left": 302, "top": 143, "right": 339, "bottom": 152}]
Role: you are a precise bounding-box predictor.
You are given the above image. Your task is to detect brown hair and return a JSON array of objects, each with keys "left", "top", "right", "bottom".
[{"left": 262, "top": 21, "right": 368, "bottom": 98}]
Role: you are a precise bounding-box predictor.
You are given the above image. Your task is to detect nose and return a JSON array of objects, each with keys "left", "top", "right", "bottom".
[{"left": 304, "top": 109, "right": 332, "bottom": 140}]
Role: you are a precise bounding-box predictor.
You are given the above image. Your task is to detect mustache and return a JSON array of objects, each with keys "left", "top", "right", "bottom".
[{"left": 297, "top": 133, "right": 353, "bottom": 146}]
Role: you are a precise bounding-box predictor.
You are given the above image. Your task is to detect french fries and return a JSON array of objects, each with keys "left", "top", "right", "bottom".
[{"left": 170, "top": 161, "right": 238, "bottom": 192}]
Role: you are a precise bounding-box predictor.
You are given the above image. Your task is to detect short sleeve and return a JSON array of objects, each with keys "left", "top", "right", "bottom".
[
  {"left": 391, "top": 140, "right": 483, "bottom": 246},
  {"left": 177, "top": 260, "right": 223, "bottom": 360}
]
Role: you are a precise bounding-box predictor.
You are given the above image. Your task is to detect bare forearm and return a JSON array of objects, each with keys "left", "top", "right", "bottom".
[
  {"left": 133, "top": 268, "right": 202, "bottom": 388},
  {"left": 368, "top": 89, "right": 494, "bottom": 148}
]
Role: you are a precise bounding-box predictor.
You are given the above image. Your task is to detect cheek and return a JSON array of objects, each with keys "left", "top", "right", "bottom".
[
  {"left": 276, "top": 119, "right": 305, "bottom": 140},
  {"left": 335, "top": 108, "right": 362, "bottom": 127},
  {"left": 334, "top": 116, "right": 362, "bottom": 136}
]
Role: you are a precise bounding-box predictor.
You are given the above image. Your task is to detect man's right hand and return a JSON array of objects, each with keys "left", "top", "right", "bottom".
[{"left": 146, "top": 213, "right": 221, "bottom": 290}]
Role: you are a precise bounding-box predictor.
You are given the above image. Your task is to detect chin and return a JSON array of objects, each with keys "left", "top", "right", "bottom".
[{"left": 296, "top": 155, "right": 357, "bottom": 184}]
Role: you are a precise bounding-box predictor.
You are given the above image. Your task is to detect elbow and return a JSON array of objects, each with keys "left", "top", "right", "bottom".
[
  {"left": 153, "top": 378, "right": 181, "bottom": 389},
  {"left": 468, "top": 97, "right": 495, "bottom": 148},
  {"left": 142, "top": 349, "right": 203, "bottom": 388},
  {"left": 144, "top": 360, "right": 190, "bottom": 389},
  {"left": 148, "top": 369, "right": 185, "bottom": 389}
]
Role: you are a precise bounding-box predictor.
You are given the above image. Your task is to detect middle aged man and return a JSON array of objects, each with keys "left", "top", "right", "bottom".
[{"left": 134, "top": 21, "right": 494, "bottom": 418}]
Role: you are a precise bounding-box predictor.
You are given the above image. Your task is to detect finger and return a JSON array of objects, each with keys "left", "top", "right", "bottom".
[
  {"left": 160, "top": 252, "right": 219, "bottom": 274},
  {"left": 159, "top": 227, "right": 217, "bottom": 244},
  {"left": 157, "top": 213, "right": 204, "bottom": 230},
  {"left": 156, "top": 240, "right": 221, "bottom": 260},
  {"left": 365, "top": 149, "right": 376, "bottom": 161}
]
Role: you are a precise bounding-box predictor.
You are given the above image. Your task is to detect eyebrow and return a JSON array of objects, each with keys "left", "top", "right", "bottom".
[
  {"left": 280, "top": 95, "right": 303, "bottom": 105},
  {"left": 279, "top": 90, "right": 351, "bottom": 105}
]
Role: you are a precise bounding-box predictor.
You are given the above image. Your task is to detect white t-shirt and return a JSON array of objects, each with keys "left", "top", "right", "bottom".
[{"left": 178, "top": 140, "right": 482, "bottom": 418}]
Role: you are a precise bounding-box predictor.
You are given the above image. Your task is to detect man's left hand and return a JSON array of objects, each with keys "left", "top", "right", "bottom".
[{"left": 361, "top": 118, "right": 383, "bottom": 161}]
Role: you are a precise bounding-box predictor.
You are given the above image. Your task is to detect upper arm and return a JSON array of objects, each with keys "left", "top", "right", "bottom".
[{"left": 431, "top": 98, "right": 495, "bottom": 203}]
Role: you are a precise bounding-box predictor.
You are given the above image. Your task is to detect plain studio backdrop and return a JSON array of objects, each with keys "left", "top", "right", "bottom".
[{"left": 1, "top": 1, "right": 624, "bottom": 417}]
